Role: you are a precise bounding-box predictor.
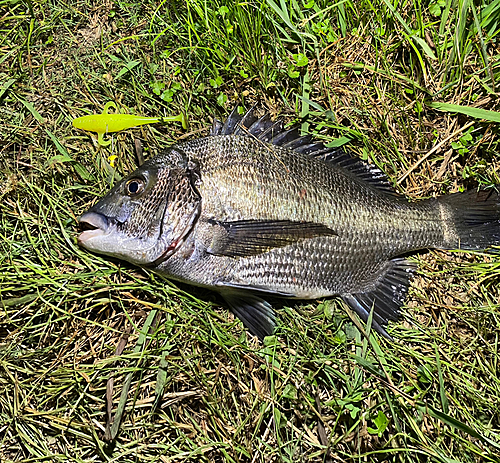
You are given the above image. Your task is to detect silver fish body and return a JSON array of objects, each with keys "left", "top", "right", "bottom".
[{"left": 79, "top": 108, "right": 500, "bottom": 339}]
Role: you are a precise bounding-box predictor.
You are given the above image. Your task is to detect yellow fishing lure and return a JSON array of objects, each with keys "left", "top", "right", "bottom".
[{"left": 72, "top": 102, "right": 187, "bottom": 146}]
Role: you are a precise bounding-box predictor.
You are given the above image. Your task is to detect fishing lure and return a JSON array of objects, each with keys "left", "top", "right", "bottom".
[{"left": 72, "top": 101, "right": 188, "bottom": 146}]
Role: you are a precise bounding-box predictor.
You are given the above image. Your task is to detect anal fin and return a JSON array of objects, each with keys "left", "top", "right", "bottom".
[{"left": 342, "top": 258, "right": 416, "bottom": 339}]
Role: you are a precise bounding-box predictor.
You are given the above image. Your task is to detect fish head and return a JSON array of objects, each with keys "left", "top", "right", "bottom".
[{"left": 78, "top": 149, "right": 201, "bottom": 266}]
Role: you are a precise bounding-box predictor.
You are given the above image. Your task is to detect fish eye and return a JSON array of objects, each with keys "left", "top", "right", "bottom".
[{"left": 125, "top": 178, "right": 145, "bottom": 196}]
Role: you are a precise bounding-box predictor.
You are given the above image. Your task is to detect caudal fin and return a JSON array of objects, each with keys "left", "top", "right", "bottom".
[{"left": 438, "top": 189, "right": 500, "bottom": 251}]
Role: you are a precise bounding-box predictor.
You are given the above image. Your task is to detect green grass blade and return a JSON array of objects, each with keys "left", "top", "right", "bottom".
[
  {"left": 17, "top": 95, "right": 44, "bottom": 122},
  {"left": 106, "top": 309, "right": 158, "bottom": 441},
  {"left": 434, "top": 345, "right": 449, "bottom": 415},
  {"left": 379, "top": 0, "right": 436, "bottom": 60},
  {"left": 0, "top": 78, "right": 16, "bottom": 99},
  {"left": 419, "top": 403, "right": 500, "bottom": 451},
  {"left": 428, "top": 102, "right": 500, "bottom": 122}
]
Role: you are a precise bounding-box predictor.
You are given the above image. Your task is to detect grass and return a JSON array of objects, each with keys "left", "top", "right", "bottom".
[{"left": 1, "top": 0, "right": 500, "bottom": 461}]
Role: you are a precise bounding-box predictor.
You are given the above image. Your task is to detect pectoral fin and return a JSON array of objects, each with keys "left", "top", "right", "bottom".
[{"left": 207, "top": 219, "right": 336, "bottom": 258}]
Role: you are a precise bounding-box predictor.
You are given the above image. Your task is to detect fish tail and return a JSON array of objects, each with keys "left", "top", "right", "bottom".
[{"left": 437, "top": 189, "right": 500, "bottom": 251}]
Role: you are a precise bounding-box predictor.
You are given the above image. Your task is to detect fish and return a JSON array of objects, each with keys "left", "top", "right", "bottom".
[{"left": 78, "top": 107, "right": 500, "bottom": 340}]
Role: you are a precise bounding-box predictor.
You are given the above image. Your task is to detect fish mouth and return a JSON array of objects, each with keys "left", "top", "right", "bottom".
[{"left": 78, "top": 212, "right": 109, "bottom": 244}]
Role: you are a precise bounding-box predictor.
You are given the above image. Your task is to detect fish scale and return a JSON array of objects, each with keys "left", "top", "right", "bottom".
[
  {"left": 189, "top": 136, "right": 444, "bottom": 253},
  {"left": 78, "top": 107, "right": 500, "bottom": 340},
  {"left": 232, "top": 236, "right": 386, "bottom": 296},
  {"left": 196, "top": 136, "right": 431, "bottom": 231}
]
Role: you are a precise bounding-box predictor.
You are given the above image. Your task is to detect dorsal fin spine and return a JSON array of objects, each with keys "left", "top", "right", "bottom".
[{"left": 210, "top": 107, "right": 396, "bottom": 195}]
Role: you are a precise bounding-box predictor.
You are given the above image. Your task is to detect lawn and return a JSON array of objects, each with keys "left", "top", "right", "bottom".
[{"left": 1, "top": 0, "right": 500, "bottom": 461}]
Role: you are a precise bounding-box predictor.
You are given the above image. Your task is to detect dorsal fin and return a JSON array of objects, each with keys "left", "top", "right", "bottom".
[{"left": 210, "top": 107, "right": 396, "bottom": 195}]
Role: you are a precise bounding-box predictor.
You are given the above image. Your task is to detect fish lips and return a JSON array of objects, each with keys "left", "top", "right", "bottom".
[
  {"left": 78, "top": 212, "right": 109, "bottom": 245},
  {"left": 78, "top": 211, "right": 162, "bottom": 264}
]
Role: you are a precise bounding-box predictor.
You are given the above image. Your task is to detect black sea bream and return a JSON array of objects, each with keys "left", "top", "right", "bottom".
[{"left": 78, "top": 108, "right": 500, "bottom": 339}]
